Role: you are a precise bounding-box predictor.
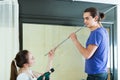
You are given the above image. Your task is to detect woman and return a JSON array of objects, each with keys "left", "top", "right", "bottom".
[
  {"left": 69, "top": 7, "right": 109, "bottom": 80},
  {"left": 10, "top": 49, "right": 55, "bottom": 80}
]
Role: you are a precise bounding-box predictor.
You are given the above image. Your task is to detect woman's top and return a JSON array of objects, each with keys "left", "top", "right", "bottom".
[{"left": 17, "top": 69, "right": 37, "bottom": 80}]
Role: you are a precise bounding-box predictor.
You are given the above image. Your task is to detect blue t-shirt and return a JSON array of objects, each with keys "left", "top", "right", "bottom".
[{"left": 85, "top": 27, "right": 109, "bottom": 74}]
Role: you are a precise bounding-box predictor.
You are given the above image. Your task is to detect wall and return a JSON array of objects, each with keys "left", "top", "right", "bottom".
[
  {"left": 74, "top": 0, "right": 119, "bottom": 4},
  {"left": 117, "top": 4, "right": 120, "bottom": 80}
]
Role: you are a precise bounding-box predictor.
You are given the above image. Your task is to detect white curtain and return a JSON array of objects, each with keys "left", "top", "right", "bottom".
[{"left": 0, "top": 0, "right": 19, "bottom": 80}]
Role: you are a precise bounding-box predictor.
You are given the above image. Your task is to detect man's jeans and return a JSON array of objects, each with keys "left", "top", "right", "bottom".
[{"left": 87, "top": 72, "right": 108, "bottom": 80}]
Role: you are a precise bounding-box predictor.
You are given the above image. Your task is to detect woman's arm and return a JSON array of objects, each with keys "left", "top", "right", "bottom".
[
  {"left": 32, "top": 49, "right": 55, "bottom": 78},
  {"left": 46, "top": 49, "right": 55, "bottom": 71}
]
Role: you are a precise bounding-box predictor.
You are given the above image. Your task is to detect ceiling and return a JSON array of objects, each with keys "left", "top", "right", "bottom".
[{"left": 18, "top": 0, "right": 116, "bottom": 26}]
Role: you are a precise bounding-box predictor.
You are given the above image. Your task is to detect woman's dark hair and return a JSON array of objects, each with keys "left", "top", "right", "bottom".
[
  {"left": 10, "top": 60, "right": 17, "bottom": 80},
  {"left": 10, "top": 50, "right": 29, "bottom": 80},
  {"left": 15, "top": 50, "right": 29, "bottom": 68},
  {"left": 84, "top": 7, "right": 105, "bottom": 22}
]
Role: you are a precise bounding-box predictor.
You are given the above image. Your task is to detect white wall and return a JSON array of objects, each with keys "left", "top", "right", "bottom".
[
  {"left": 117, "top": 4, "right": 120, "bottom": 80},
  {"left": 73, "top": 0, "right": 119, "bottom": 4}
]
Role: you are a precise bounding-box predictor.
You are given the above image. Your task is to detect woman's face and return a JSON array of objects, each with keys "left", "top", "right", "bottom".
[
  {"left": 83, "top": 12, "right": 97, "bottom": 28},
  {"left": 27, "top": 52, "right": 35, "bottom": 67}
]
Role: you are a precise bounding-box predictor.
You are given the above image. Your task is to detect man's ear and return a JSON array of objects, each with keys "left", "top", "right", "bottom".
[{"left": 94, "top": 16, "right": 99, "bottom": 22}]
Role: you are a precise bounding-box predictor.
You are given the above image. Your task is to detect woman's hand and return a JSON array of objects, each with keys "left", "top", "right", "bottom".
[
  {"left": 32, "top": 71, "right": 43, "bottom": 78},
  {"left": 48, "top": 48, "right": 55, "bottom": 60}
]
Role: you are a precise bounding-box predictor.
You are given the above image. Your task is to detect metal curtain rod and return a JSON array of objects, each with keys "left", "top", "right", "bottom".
[
  {"left": 44, "top": 5, "right": 116, "bottom": 56},
  {"left": 44, "top": 27, "right": 83, "bottom": 56}
]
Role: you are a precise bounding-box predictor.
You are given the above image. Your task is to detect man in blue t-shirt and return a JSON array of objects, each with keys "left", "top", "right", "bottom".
[{"left": 69, "top": 7, "right": 109, "bottom": 80}]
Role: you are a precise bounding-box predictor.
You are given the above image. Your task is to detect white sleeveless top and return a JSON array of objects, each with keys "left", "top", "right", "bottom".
[{"left": 17, "top": 70, "right": 37, "bottom": 80}]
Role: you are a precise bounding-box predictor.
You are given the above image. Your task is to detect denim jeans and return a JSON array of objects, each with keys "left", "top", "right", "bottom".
[{"left": 87, "top": 72, "right": 108, "bottom": 80}]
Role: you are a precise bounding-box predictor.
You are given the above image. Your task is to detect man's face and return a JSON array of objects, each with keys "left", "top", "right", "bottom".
[{"left": 83, "top": 12, "right": 96, "bottom": 28}]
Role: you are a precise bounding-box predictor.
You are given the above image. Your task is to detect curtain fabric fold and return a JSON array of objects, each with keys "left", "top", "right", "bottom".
[{"left": 0, "top": 0, "right": 19, "bottom": 80}]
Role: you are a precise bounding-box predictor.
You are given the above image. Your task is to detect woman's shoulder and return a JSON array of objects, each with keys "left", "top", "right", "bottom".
[{"left": 17, "top": 73, "right": 30, "bottom": 80}]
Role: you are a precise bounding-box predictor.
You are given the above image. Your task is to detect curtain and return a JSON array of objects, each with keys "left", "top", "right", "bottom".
[{"left": 0, "top": 0, "right": 19, "bottom": 80}]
